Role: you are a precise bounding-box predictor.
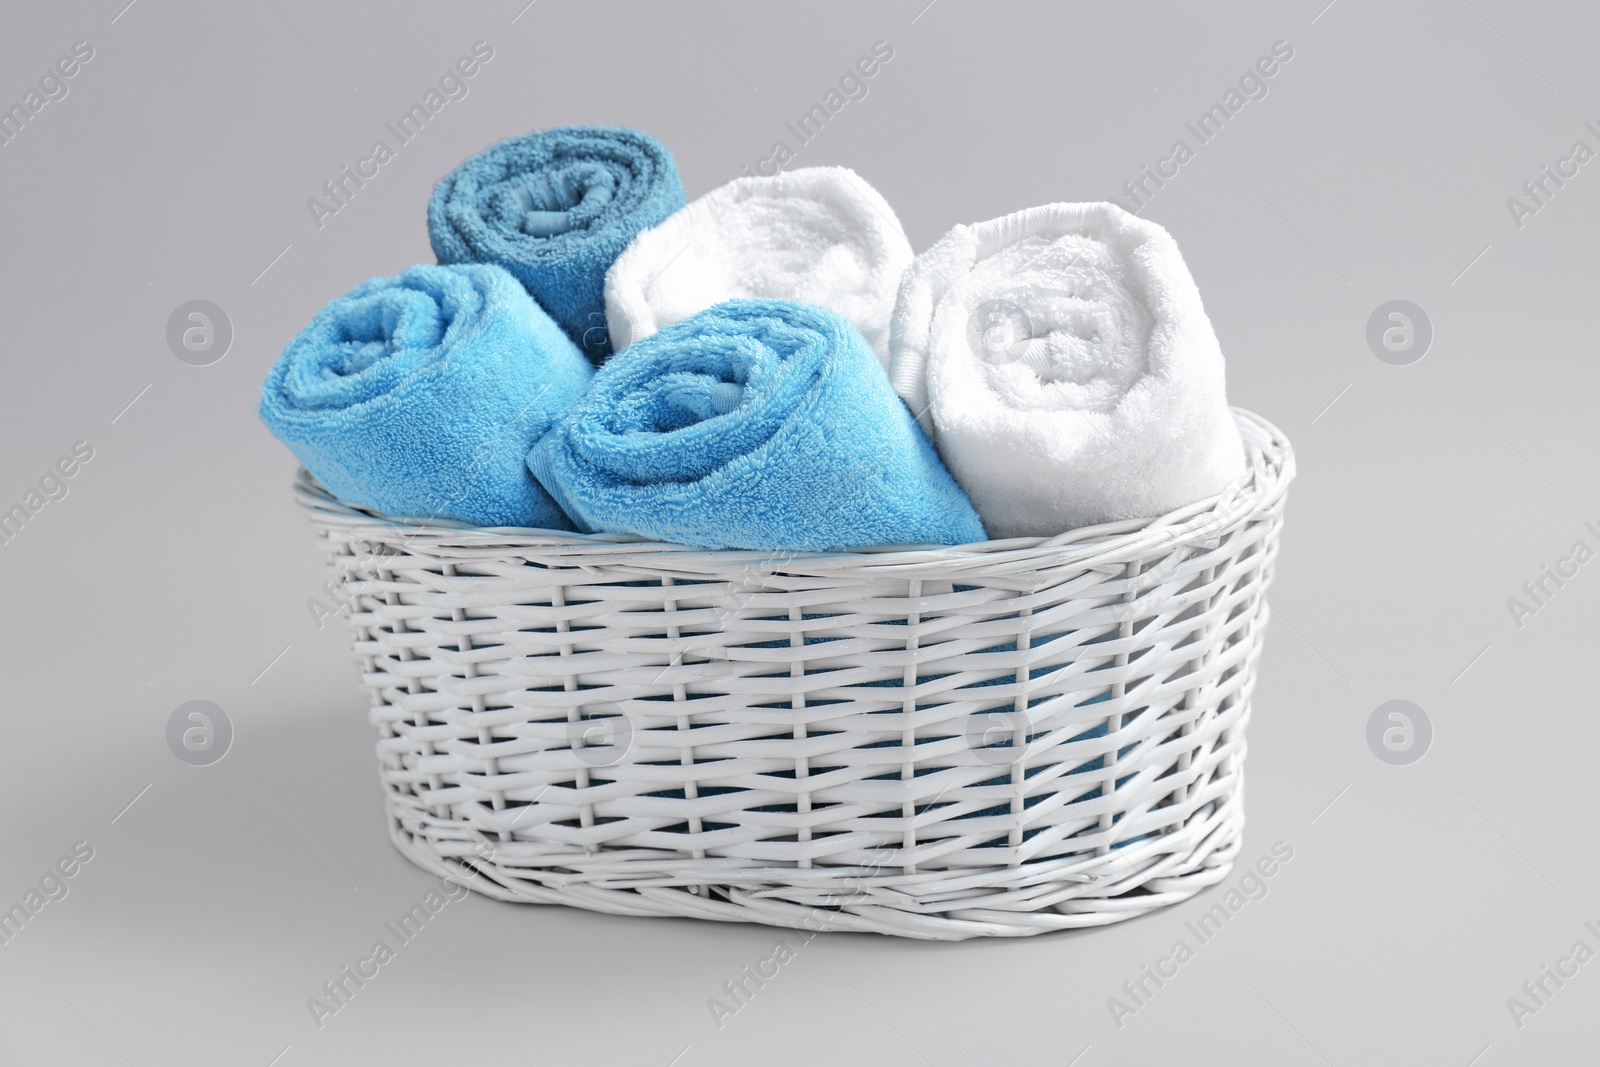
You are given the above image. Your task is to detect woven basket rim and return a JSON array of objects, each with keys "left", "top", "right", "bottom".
[{"left": 293, "top": 407, "right": 1293, "bottom": 573}]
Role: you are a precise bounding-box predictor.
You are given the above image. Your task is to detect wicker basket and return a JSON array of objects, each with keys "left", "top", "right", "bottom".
[{"left": 296, "top": 409, "right": 1292, "bottom": 940}]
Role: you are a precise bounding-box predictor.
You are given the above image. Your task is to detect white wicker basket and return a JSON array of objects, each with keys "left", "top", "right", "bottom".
[{"left": 296, "top": 409, "right": 1292, "bottom": 940}]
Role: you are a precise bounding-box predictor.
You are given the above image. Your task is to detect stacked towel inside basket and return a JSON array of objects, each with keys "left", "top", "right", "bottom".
[
  {"left": 889, "top": 202, "right": 1243, "bottom": 537},
  {"left": 603, "top": 166, "right": 913, "bottom": 366},
  {"left": 261, "top": 124, "right": 1247, "bottom": 551},
  {"left": 259, "top": 263, "right": 592, "bottom": 528},
  {"left": 429, "top": 125, "right": 685, "bottom": 363},
  {"left": 527, "top": 299, "right": 984, "bottom": 551}
]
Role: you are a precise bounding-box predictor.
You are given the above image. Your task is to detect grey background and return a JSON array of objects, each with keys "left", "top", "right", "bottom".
[{"left": 1, "top": 0, "right": 1593, "bottom": 1063}]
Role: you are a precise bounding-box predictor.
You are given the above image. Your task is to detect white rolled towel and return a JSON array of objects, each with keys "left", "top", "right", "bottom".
[
  {"left": 604, "top": 166, "right": 913, "bottom": 365},
  {"left": 889, "top": 202, "right": 1244, "bottom": 538}
]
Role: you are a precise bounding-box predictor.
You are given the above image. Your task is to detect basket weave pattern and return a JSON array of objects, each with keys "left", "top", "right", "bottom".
[{"left": 298, "top": 411, "right": 1292, "bottom": 939}]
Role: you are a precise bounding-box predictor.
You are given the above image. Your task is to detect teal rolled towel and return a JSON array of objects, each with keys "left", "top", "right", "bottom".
[
  {"left": 526, "top": 299, "right": 988, "bottom": 551},
  {"left": 428, "top": 125, "right": 685, "bottom": 363},
  {"left": 259, "top": 263, "right": 593, "bottom": 528}
]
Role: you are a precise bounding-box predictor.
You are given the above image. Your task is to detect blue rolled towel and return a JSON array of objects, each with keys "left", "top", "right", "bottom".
[
  {"left": 428, "top": 125, "right": 685, "bottom": 363},
  {"left": 259, "top": 263, "right": 593, "bottom": 528},
  {"left": 525, "top": 299, "right": 988, "bottom": 551}
]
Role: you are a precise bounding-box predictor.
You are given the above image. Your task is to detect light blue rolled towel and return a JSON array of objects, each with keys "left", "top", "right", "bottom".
[
  {"left": 428, "top": 125, "right": 685, "bottom": 363},
  {"left": 259, "top": 263, "right": 593, "bottom": 528},
  {"left": 525, "top": 299, "right": 988, "bottom": 551}
]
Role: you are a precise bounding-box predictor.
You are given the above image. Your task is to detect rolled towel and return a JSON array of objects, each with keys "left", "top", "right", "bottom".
[
  {"left": 604, "top": 166, "right": 913, "bottom": 367},
  {"left": 889, "top": 202, "right": 1244, "bottom": 538},
  {"left": 259, "top": 263, "right": 593, "bottom": 528},
  {"left": 526, "top": 299, "right": 986, "bottom": 551},
  {"left": 428, "top": 126, "right": 685, "bottom": 362}
]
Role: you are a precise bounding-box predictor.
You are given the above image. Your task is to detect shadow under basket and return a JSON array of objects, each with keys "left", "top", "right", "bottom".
[{"left": 296, "top": 409, "right": 1294, "bottom": 940}]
